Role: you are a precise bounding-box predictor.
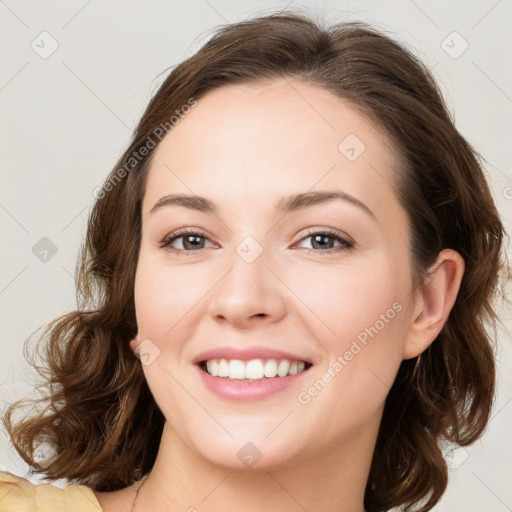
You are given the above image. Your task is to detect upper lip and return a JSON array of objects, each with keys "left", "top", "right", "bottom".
[{"left": 192, "top": 346, "right": 313, "bottom": 365}]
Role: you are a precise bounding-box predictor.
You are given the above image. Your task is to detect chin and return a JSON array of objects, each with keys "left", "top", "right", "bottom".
[{"left": 194, "top": 436, "right": 302, "bottom": 472}]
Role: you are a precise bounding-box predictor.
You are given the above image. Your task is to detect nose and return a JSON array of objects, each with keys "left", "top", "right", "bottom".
[{"left": 206, "top": 245, "right": 287, "bottom": 329}]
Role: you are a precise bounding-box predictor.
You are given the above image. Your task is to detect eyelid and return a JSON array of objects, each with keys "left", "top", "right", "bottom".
[
  {"left": 292, "top": 226, "right": 354, "bottom": 247},
  {"left": 159, "top": 227, "right": 215, "bottom": 249},
  {"left": 159, "top": 226, "right": 355, "bottom": 254}
]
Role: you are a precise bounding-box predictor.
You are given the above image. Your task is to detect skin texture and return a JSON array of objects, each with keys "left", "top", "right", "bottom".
[{"left": 95, "top": 78, "right": 464, "bottom": 512}]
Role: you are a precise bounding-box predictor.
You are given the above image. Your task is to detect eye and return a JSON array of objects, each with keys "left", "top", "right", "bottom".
[
  {"left": 293, "top": 228, "right": 354, "bottom": 255},
  {"left": 159, "top": 229, "right": 215, "bottom": 254},
  {"left": 159, "top": 227, "right": 354, "bottom": 255}
]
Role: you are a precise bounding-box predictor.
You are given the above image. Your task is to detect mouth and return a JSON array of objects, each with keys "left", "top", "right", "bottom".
[{"left": 197, "top": 358, "right": 313, "bottom": 382}]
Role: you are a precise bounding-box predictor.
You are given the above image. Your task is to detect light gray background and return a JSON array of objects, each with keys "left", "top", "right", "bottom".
[{"left": 0, "top": 1, "right": 511, "bottom": 510}]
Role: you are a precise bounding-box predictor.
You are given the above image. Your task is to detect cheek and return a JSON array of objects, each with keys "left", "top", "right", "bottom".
[
  {"left": 290, "top": 253, "right": 409, "bottom": 421},
  {"left": 288, "top": 250, "right": 408, "bottom": 344},
  {"left": 133, "top": 253, "right": 213, "bottom": 339}
]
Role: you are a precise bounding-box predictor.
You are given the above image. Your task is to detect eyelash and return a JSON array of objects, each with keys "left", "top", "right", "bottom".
[{"left": 159, "top": 227, "right": 354, "bottom": 256}]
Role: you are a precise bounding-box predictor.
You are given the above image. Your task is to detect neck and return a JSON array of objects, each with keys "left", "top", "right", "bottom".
[{"left": 135, "top": 420, "right": 378, "bottom": 512}]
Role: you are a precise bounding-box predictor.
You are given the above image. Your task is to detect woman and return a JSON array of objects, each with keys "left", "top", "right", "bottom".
[{"left": 1, "top": 10, "right": 506, "bottom": 512}]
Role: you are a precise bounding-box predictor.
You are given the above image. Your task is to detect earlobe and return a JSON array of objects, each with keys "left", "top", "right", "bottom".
[
  {"left": 129, "top": 335, "right": 141, "bottom": 354},
  {"left": 403, "top": 249, "right": 465, "bottom": 360}
]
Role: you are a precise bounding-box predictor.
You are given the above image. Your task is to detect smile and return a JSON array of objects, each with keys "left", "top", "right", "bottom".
[{"left": 201, "top": 358, "right": 311, "bottom": 381}]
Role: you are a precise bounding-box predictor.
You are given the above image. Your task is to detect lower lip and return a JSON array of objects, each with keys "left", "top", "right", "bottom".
[{"left": 195, "top": 364, "right": 311, "bottom": 401}]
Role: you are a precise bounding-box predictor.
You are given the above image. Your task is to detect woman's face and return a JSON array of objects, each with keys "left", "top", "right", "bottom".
[{"left": 134, "top": 78, "right": 419, "bottom": 469}]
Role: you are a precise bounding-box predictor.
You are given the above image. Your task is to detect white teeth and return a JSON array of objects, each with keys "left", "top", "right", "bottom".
[
  {"left": 228, "top": 360, "right": 245, "bottom": 379},
  {"left": 206, "top": 360, "right": 216, "bottom": 377},
  {"left": 245, "top": 359, "right": 265, "bottom": 379},
  {"left": 218, "top": 359, "right": 229, "bottom": 377},
  {"left": 203, "top": 358, "right": 308, "bottom": 380},
  {"left": 277, "top": 360, "right": 290, "bottom": 377},
  {"left": 264, "top": 359, "right": 278, "bottom": 378}
]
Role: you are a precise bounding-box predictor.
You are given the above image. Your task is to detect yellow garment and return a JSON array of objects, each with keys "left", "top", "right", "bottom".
[{"left": 0, "top": 471, "right": 103, "bottom": 511}]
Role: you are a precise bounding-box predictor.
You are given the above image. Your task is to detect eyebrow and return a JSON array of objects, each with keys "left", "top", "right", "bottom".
[{"left": 149, "top": 190, "right": 375, "bottom": 219}]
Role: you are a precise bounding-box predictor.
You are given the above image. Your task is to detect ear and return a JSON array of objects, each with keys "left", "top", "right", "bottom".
[
  {"left": 403, "top": 249, "right": 465, "bottom": 360},
  {"left": 129, "top": 334, "right": 142, "bottom": 355}
]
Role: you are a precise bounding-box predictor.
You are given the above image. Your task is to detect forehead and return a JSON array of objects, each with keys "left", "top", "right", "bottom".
[{"left": 142, "top": 79, "right": 402, "bottom": 221}]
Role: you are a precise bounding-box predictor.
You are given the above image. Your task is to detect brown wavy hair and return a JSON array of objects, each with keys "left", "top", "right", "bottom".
[{"left": 3, "top": 10, "right": 508, "bottom": 511}]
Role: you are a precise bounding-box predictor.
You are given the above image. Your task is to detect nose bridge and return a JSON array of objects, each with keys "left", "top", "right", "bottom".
[{"left": 207, "top": 233, "right": 286, "bottom": 325}]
